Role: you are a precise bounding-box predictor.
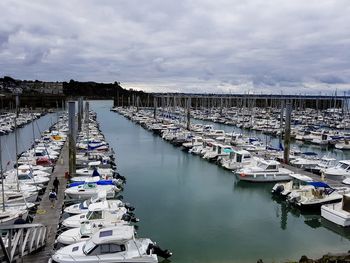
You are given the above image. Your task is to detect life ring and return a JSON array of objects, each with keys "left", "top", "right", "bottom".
[{"left": 240, "top": 173, "right": 246, "bottom": 177}]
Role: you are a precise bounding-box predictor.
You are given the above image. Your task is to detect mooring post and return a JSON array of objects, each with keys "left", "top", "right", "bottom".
[
  {"left": 186, "top": 97, "right": 191, "bottom": 130},
  {"left": 283, "top": 102, "right": 292, "bottom": 164},
  {"left": 84, "top": 101, "right": 89, "bottom": 124},
  {"left": 153, "top": 97, "right": 157, "bottom": 119},
  {"left": 279, "top": 100, "right": 285, "bottom": 146},
  {"left": 68, "top": 101, "right": 76, "bottom": 177},
  {"left": 77, "top": 98, "right": 83, "bottom": 132}
]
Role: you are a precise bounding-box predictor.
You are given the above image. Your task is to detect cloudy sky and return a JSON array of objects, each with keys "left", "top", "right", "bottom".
[{"left": 1, "top": 0, "right": 350, "bottom": 94}]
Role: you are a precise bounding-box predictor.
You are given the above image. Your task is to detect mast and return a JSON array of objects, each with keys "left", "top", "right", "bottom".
[
  {"left": 14, "top": 95, "right": 20, "bottom": 191},
  {"left": 1, "top": 136, "right": 5, "bottom": 212}
]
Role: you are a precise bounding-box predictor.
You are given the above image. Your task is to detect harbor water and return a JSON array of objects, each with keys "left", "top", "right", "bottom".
[
  {"left": 0, "top": 113, "right": 56, "bottom": 169},
  {"left": 92, "top": 100, "right": 350, "bottom": 263}
]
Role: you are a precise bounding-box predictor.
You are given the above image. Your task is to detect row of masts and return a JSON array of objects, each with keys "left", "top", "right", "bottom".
[{"left": 114, "top": 93, "right": 350, "bottom": 112}]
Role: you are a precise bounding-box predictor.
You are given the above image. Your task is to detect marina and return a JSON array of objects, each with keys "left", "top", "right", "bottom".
[{"left": 1, "top": 99, "right": 350, "bottom": 262}]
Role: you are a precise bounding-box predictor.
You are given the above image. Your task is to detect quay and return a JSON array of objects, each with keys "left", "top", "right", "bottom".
[
  {"left": 23, "top": 143, "right": 69, "bottom": 263},
  {"left": 281, "top": 163, "right": 345, "bottom": 188}
]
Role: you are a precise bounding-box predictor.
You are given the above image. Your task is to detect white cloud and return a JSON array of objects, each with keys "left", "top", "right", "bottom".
[{"left": 0, "top": 0, "right": 350, "bottom": 94}]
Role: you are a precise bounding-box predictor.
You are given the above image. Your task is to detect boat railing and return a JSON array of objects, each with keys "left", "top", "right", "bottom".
[{"left": 0, "top": 223, "right": 47, "bottom": 262}]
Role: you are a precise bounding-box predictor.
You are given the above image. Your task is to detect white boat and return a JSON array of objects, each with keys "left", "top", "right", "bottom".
[
  {"left": 0, "top": 209, "right": 28, "bottom": 226},
  {"left": 271, "top": 173, "right": 314, "bottom": 197},
  {"left": 288, "top": 182, "right": 349, "bottom": 209},
  {"left": 64, "top": 192, "right": 127, "bottom": 215},
  {"left": 51, "top": 226, "right": 172, "bottom": 263},
  {"left": 335, "top": 140, "right": 350, "bottom": 150},
  {"left": 62, "top": 202, "right": 133, "bottom": 228},
  {"left": 234, "top": 159, "right": 292, "bottom": 182},
  {"left": 321, "top": 194, "right": 350, "bottom": 227},
  {"left": 220, "top": 150, "right": 255, "bottom": 171},
  {"left": 65, "top": 180, "right": 121, "bottom": 200},
  {"left": 322, "top": 160, "right": 350, "bottom": 180},
  {"left": 56, "top": 223, "right": 134, "bottom": 245},
  {"left": 202, "top": 144, "right": 233, "bottom": 162},
  {"left": 182, "top": 136, "right": 203, "bottom": 150}
]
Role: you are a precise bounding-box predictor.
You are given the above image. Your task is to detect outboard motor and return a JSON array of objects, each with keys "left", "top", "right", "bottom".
[
  {"left": 274, "top": 185, "right": 284, "bottom": 195},
  {"left": 147, "top": 243, "right": 173, "bottom": 259},
  {"left": 114, "top": 172, "right": 126, "bottom": 182},
  {"left": 121, "top": 213, "right": 140, "bottom": 223},
  {"left": 124, "top": 203, "right": 135, "bottom": 212}
]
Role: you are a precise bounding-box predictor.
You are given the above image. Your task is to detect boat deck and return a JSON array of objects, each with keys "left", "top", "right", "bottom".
[
  {"left": 24, "top": 142, "right": 69, "bottom": 263},
  {"left": 281, "top": 163, "right": 345, "bottom": 188}
]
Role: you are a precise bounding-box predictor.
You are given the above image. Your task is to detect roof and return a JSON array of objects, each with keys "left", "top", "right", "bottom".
[
  {"left": 88, "top": 200, "right": 109, "bottom": 211},
  {"left": 91, "top": 226, "right": 134, "bottom": 244},
  {"left": 339, "top": 160, "right": 350, "bottom": 165},
  {"left": 290, "top": 173, "right": 313, "bottom": 182}
]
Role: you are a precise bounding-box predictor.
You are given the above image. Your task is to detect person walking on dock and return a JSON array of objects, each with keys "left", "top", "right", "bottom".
[
  {"left": 14, "top": 214, "right": 26, "bottom": 225},
  {"left": 49, "top": 189, "right": 57, "bottom": 208},
  {"left": 53, "top": 177, "right": 60, "bottom": 193}
]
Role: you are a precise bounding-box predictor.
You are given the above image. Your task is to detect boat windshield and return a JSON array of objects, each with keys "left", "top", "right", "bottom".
[
  {"left": 337, "top": 163, "right": 350, "bottom": 170},
  {"left": 83, "top": 240, "right": 96, "bottom": 255},
  {"left": 87, "top": 210, "right": 102, "bottom": 220}
]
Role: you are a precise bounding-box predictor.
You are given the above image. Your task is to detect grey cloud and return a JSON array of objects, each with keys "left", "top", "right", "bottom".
[{"left": 0, "top": 0, "right": 350, "bottom": 94}]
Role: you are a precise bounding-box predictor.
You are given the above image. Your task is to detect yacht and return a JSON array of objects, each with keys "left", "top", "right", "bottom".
[
  {"left": 51, "top": 226, "right": 172, "bottom": 263},
  {"left": 62, "top": 202, "right": 136, "bottom": 228},
  {"left": 65, "top": 180, "right": 121, "bottom": 200},
  {"left": 234, "top": 159, "right": 293, "bottom": 182},
  {"left": 322, "top": 160, "right": 350, "bottom": 180},
  {"left": 321, "top": 194, "right": 350, "bottom": 227},
  {"left": 220, "top": 150, "right": 255, "bottom": 171}
]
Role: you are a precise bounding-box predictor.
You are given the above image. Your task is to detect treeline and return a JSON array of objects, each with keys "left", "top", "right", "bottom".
[{"left": 63, "top": 80, "right": 154, "bottom": 106}]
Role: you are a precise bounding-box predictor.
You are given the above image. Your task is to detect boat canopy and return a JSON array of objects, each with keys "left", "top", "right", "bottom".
[
  {"left": 91, "top": 226, "right": 134, "bottom": 244},
  {"left": 290, "top": 173, "right": 313, "bottom": 182},
  {"left": 307, "top": 181, "right": 331, "bottom": 188}
]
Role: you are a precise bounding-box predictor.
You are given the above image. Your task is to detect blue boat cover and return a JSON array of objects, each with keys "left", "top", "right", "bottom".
[
  {"left": 68, "top": 180, "right": 115, "bottom": 188},
  {"left": 307, "top": 181, "right": 331, "bottom": 188}
]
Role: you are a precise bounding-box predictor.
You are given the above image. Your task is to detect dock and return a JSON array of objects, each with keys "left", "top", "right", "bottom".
[
  {"left": 24, "top": 142, "right": 69, "bottom": 263},
  {"left": 281, "top": 163, "right": 345, "bottom": 188}
]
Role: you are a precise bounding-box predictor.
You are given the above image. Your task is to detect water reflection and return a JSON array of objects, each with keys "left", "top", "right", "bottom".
[{"left": 272, "top": 195, "right": 350, "bottom": 240}]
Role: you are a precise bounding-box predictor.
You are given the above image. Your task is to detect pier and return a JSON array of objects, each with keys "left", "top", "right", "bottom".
[{"left": 23, "top": 143, "right": 69, "bottom": 263}]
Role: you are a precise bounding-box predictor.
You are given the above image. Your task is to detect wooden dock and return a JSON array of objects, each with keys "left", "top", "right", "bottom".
[
  {"left": 281, "top": 163, "right": 345, "bottom": 188},
  {"left": 23, "top": 142, "right": 69, "bottom": 263}
]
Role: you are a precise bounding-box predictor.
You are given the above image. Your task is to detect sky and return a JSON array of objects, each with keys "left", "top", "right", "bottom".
[{"left": 0, "top": 0, "right": 350, "bottom": 94}]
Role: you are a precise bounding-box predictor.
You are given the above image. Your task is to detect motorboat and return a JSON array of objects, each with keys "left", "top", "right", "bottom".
[
  {"left": 56, "top": 223, "right": 135, "bottom": 245},
  {"left": 321, "top": 194, "right": 350, "bottom": 227},
  {"left": 234, "top": 159, "right": 293, "bottom": 182},
  {"left": 271, "top": 173, "right": 314, "bottom": 197},
  {"left": 322, "top": 160, "right": 350, "bottom": 180},
  {"left": 220, "top": 149, "right": 255, "bottom": 171},
  {"left": 64, "top": 191, "right": 128, "bottom": 215},
  {"left": 65, "top": 179, "right": 121, "bottom": 200},
  {"left": 62, "top": 201, "right": 136, "bottom": 228},
  {"left": 287, "top": 182, "right": 349, "bottom": 209},
  {"left": 51, "top": 226, "right": 172, "bottom": 263}
]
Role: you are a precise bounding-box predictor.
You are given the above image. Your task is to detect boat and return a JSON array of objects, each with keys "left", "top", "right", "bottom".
[
  {"left": 271, "top": 173, "right": 314, "bottom": 197},
  {"left": 64, "top": 191, "right": 130, "bottom": 215},
  {"left": 287, "top": 182, "right": 349, "bottom": 209},
  {"left": 51, "top": 226, "right": 172, "bottom": 263},
  {"left": 322, "top": 160, "right": 350, "bottom": 180},
  {"left": 234, "top": 159, "right": 293, "bottom": 182},
  {"left": 65, "top": 179, "right": 121, "bottom": 200},
  {"left": 321, "top": 194, "right": 350, "bottom": 227},
  {"left": 62, "top": 201, "right": 136, "bottom": 228},
  {"left": 220, "top": 149, "right": 255, "bottom": 171},
  {"left": 56, "top": 223, "right": 135, "bottom": 245}
]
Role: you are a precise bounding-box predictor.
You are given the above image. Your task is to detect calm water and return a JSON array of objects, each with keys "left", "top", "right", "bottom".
[
  {"left": 0, "top": 113, "right": 56, "bottom": 169},
  {"left": 92, "top": 101, "right": 350, "bottom": 263}
]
